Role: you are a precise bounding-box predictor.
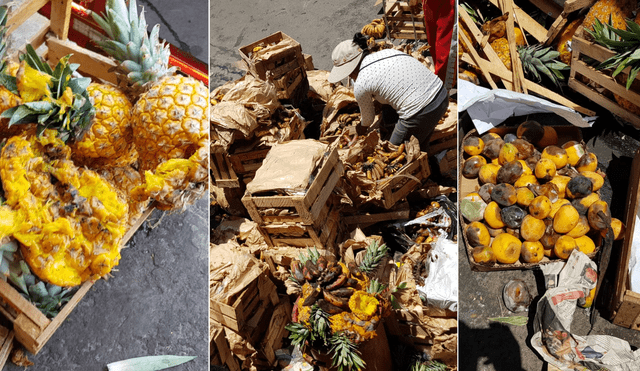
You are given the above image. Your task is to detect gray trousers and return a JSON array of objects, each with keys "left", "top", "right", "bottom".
[{"left": 389, "top": 85, "right": 449, "bottom": 151}]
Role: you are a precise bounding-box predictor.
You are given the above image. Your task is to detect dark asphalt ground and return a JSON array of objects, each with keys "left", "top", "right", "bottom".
[{"left": 2, "top": 0, "right": 210, "bottom": 370}]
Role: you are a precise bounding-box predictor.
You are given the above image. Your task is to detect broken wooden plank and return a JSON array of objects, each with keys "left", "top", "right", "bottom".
[{"left": 488, "top": 0, "right": 548, "bottom": 42}]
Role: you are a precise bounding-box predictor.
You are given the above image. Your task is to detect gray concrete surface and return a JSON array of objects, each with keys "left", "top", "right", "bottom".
[
  {"left": 4, "top": 197, "right": 209, "bottom": 371},
  {"left": 139, "top": 0, "right": 208, "bottom": 63},
  {"left": 210, "top": 0, "right": 380, "bottom": 87},
  {"left": 2, "top": 0, "right": 210, "bottom": 370},
  {"left": 458, "top": 113, "right": 640, "bottom": 371}
]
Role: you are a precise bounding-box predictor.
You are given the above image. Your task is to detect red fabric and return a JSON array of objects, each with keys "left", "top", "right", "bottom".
[{"left": 422, "top": 0, "right": 455, "bottom": 83}]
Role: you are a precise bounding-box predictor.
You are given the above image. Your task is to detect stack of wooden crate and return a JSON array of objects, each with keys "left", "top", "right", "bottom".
[
  {"left": 210, "top": 263, "right": 290, "bottom": 369},
  {"left": 241, "top": 146, "right": 344, "bottom": 251},
  {"left": 239, "top": 31, "right": 309, "bottom": 106}
]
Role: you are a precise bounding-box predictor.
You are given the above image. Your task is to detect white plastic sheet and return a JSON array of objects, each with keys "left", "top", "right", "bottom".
[
  {"left": 458, "top": 80, "right": 597, "bottom": 134},
  {"left": 417, "top": 237, "right": 458, "bottom": 311}
]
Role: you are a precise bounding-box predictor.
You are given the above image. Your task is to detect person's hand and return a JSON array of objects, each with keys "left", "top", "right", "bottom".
[{"left": 355, "top": 123, "right": 368, "bottom": 136}]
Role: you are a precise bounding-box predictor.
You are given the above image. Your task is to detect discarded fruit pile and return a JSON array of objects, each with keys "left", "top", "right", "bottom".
[
  {"left": 460, "top": 121, "right": 623, "bottom": 269},
  {"left": 211, "top": 28, "right": 458, "bottom": 370},
  {"left": 0, "top": 0, "right": 207, "bottom": 361}
]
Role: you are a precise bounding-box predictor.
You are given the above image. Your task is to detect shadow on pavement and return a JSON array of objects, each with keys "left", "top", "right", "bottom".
[{"left": 460, "top": 320, "right": 527, "bottom": 371}]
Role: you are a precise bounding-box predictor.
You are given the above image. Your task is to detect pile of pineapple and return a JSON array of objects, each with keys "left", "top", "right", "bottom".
[
  {"left": 459, "top": 0, "right": 640, "bottom": 93},
  {"left": 0, "top": 0, "right": 207, "bottom": 297}
]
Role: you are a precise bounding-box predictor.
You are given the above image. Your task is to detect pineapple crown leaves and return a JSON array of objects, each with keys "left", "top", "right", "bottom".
[
  {"left": 0, "top": 45, "right": 95, "bottom": 142},
  {"left": 588, "top": 17, "right": 640, "bottom": 89},
  {"left": 358, "top": 240, "right": 388, "bottom": 274},
  {"left": 24, "top": 281, "right": 74, "bottom": 318},
  {"left": 90, "top": 0, "right": 177, "bottom": 88},
  {"left": 411, "top": 360, "right": 448, "bottom": 371},
  {"left": 285, "top": 321, "right": 315, "bottom": 348},
  {"left": 366, "top": 278, "right": 386, "bottom": 296},
  {"left": 517, "top": 44, "right": 569, "bottom": 89},
  {"left": 329, "top": 332, "right": 366, "bottom": 371},
  {"left": 0, "top": 5, "right": 9, "bottom": 69},
  {"left": 309, "top": 305, "right": 332, "bottom": 345},
  {"left": 0, "top": 238, "right": 18, "bottom": 278},
  {"left": 299, "top": 247, "right": 320, "bottom": 265}
]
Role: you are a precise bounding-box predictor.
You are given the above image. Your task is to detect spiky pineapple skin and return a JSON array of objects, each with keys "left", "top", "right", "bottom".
[
  {"left": 73, "top": 83, "right": 137, "bottom": 167},
  {"left": 98, "top": 165, "right": 148, "bottom": 226},
  {"left": 492, "top": 38, "right": 512, "bottom": 71},
  {"left": 582, "top": 0, "right": 635, "bottom": 35},
  {"left": 132, "top": 75, "right": 208, "bottom": 171}
]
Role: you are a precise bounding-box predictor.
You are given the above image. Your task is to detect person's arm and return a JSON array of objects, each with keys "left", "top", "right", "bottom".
[{"left": 354, "top": 83, "right": 376, "bottom": 127}]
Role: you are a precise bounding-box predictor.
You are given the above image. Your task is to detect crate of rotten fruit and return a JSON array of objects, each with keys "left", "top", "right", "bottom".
[{"left": 339, "top": 131, "right": 430, "bottom": 210}]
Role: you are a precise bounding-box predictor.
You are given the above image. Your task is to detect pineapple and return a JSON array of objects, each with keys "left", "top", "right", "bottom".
[
  {"left": 581, "top": 0, "right": 635, "bottom": 35},
  {"left": 1, "top": 46, "right": 95, "bottom": 143},
  {"left": 358, "top": 240, "right": 389, "bottom": 274},
  {"left": 587, "top": 16, "right": 640, "bottom": 114},
  {"left": 0, "top": 129, "right": 129, "bottom": 287},
  {"left": 0, "top": 5, "right": 24, "bottom": 139},
  {"left": 98, "top": 165, "right": 148, "bottom": 225},
  {"left": 90, "top": 0, "right": 208, "bottom": 209},
  {"left": 556, "top": 18, "right": 584, "bottom": 65},
  {"left": 518, "top": 45, "right": 569, "bottom": 88},
  {"left": 72, "top": 83, "right": 138, "bottom": 168},
  {"left": 492, "top": 38, "right": 513, "bottom": 71}
]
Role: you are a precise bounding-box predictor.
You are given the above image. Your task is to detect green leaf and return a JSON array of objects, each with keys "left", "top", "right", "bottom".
[
  {"left": 489, "top": 316, "right": 528, "bottom": 326},
  {"left": 0, "top": 74, "right": 18, "bottom": 95}
]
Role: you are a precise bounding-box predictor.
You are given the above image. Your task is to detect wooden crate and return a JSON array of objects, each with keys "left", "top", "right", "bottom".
[
  {"left": 210, "top": 268, "right": 279, "bottom": 334},
  {"left": 610, "top": 147, "right": 640, "bottom": 329},
  {"left": 210, "top": 325, "right": 241, "bottom": 371},
  {"left": 0, "top": 326, "right": 13, "bottom": 369},
  {"left": 211, "top": 151, "right": 240, "bottom": 188},
  {"left": 342, "top": 201, "right": 411, "bottom": 230},
  {"left": 568, "top": 27, "right": 640, "bottom": 129},
  {"left": 239, "top": 31, "right": 305, "bottom": 82},
  {"left": 0, "top": 207, "right": 154, "bottom": 356},
  {"left": 242, "top": 146, "right": 344, "bottom": 226},
  {"left": 259, "top": 299, "right": 291, "bottom": 366},
  {"left": 385, "top": 306, "right": 457, "bottom": 348},
  {"left": 379, "top": 152, "right": 431, "bottom": 209},
  {"left": 228, "top": 148, "right": 270, "bottom": 177},
  {"left": 0, "top": 0, "right": 177, "bottom": 359},
  {"left": 383, "top": 1, "right": 427, "bottom": 40},
  {"left": 259, "top": 206, "right": 341, "bottom": 250}
]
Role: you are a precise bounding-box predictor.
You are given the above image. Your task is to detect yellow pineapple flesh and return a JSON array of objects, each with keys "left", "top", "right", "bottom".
[
  {"left": 98, "top": 165, "right": 148, "bottom": 226},
  {"left": 73, "top": 83, "right": 137, "bottom": 168},
  {"left": 492, "top": 38, "right": 512, "bottom": 71},
  {"left": 0, "top": 129, "right": 129, "bottom": 287},
  {"left": 557, "top": 18, "right": 584, "bottom": 65}
]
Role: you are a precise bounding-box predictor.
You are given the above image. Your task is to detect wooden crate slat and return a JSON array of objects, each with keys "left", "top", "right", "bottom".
[
  {"left": 563, "top": 0, "right": 596, "bottom": 13},
  {"left": 380, "top": 153, "right": 430, "bottom": 209},
  {"left": 487, "top": 0, "right": 548, "bottom": 42},
  {"left": 50, "top": 0, "right": 72, "bottom": 40},
  {"left": 613, "top": 291, "right": 640, "bottom": 328},
  {"left": 461, "top": 53, "right": 596, "bottom": 116},
  {"left": 572, "top": 60, "right": 640, "bottom": 111},
  {"left": 568, "top": 78, "right": 640, "bottom": 128},
  {"left": 0, "top": 280, "right": 49, "bottom": 328},
  {"left": 6, "top": 0, "right": 49, "bottom": 35},
  {"left": 261, "top": 302, "right": 289, "bottom": 365},
  {"left": 14, "top": 314, "right": 41, "bottom": 354},
  {"left": 46, "top": 37, "right": 118, "bottom": 84},
  {"left": 0, "top": 328, "right": 13, "bottom": 370}
]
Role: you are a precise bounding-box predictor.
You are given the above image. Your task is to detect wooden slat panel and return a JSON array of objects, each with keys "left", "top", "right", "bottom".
[
  {"left": 613, "top": 291, "right": 640, "bottom": 328},
  {"left": 6, "top": 0, "right": 49, "bottom": 35},
  {"left": 0, "top": 328, "right": 13, "bottom": 371},
  {"left": 488, "top": 0, "right": 548, "bottom": 42},
  {"left": 0, "top": 280, "right": 50, "bottom": 329},
  {"left": 46, "top": 37, "right": 118, "bottom": 84},
  {"left": 50, "top": 0, "right": 72, "bottom": 40},
  {"left": 568, "top": 78, "right": 640, "bottom": 128}
]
